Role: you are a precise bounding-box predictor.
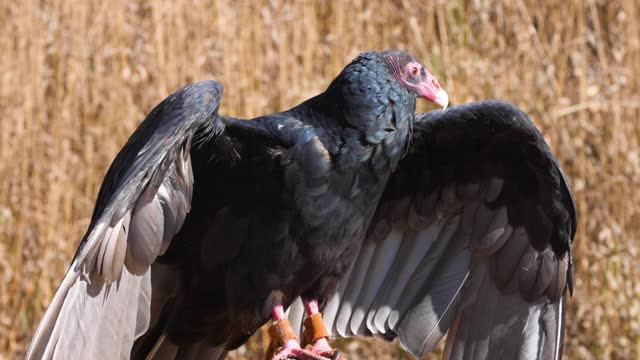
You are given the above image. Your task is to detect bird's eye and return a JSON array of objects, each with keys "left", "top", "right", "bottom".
[{"left": 411, "top": 66, "right": 420, "bottom": 77}]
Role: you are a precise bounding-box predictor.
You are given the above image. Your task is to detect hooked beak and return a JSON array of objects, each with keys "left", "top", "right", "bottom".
[
  {"left": 433, "top": 88, "right": 449, "bottom": 110},
  {"left": 416, "top": 76, "right": 449, "bottom": 110}
]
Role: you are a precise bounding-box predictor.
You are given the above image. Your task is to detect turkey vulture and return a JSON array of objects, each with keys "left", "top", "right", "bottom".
[{"left": 27, "top": 50, "right": 575, "bottom": 360}]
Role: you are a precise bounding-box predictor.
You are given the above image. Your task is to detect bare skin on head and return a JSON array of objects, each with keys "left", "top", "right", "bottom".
[{"left": 381, "top": 50, "right": 449, "bottom": 109}]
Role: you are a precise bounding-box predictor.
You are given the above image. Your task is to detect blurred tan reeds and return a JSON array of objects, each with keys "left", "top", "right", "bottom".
[{"left": 0, "top": 1, "right": 639, "bottom": 359}]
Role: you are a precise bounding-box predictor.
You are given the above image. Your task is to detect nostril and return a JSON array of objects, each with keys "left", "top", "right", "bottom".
[{"left": 432, "top": 79, "right": 439, "bottom": 89}]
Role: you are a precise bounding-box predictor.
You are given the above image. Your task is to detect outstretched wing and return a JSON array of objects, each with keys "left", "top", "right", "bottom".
[
  {"left": 28, "top": 81, "right": 228, "bottom": 359},
  {"left": 289, "top": 101, "right": 576, "bottom": 359}
]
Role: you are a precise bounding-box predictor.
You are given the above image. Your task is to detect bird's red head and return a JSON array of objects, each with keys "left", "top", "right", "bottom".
[{"left": 381, "top": 50, "right": 448, "bottom": 109}]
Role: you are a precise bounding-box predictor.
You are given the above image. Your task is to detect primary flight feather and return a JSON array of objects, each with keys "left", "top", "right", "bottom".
[{"left": 28, "top": 50, "right": 575, "bottom": 360}]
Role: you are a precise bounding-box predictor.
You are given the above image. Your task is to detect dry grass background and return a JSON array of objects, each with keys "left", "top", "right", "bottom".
[{"left": 0, "top": 0, "right": 639, "bottom": 359}]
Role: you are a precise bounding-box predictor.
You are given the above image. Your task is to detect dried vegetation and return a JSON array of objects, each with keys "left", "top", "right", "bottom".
[{"left": 0, "top": 1, "right": 639, "bottom": 358}]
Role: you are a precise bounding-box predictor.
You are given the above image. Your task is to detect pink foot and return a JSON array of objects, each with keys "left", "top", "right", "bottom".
[
  {"left": 301, "top": 300, "right": 345, "bottom": 360},
  {"left": 272, "top": 339, "right": 301, "bottom": 360},
  {"left": 272, "top": 340, "right": 338, "bottom": 360},
  {"left": 308, "top": 338, "right": 344, "bottom": 360},
  {"left": 310, "top": 338, "right": 332, "bottom": 354}
]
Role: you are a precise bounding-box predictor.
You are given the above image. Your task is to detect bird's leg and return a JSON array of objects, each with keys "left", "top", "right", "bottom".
[
  {"left": 267, "top": 305, "right": 301, "bottom": 359},
  {"left": 302, "top": 299, "right": 343, "bottom": 360},
  {"left": 267, "top": 303, "right": 343, "bottom": 360}
]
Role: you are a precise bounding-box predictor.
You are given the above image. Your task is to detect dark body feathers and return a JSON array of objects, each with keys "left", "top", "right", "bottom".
[
  {"left": 288, "top": 101, "right": 575, "bottom": 359},
  {"left": 160, "top": 52, "right": 419, "bottom": 349},
  {"left": 28, "top": 52, "right": 575, "bottom": 360}
]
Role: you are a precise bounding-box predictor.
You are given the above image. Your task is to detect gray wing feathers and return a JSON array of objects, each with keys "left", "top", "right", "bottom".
[
  {"left": 334, "top": 240, "right": 376, "bottom": 337},
  {"left": 389, "top": 214, "right": 462, "bottom": 335},
  {"left": 372, "top": 217, "right": 451, "bottom": 335},
  {"left": 349, "top": 229, "right": 404, "bottom": 336},
  {"left": 28, "top": 155, "right": 191, "bottom": 360},
  {"left": 92, "top": 211, "right": 131, "bottom": 284},
  {"left": 396, "top": 216, "right": 471, "bottom": 356},
  {"left": 324, "top": 252, "right": 356, "bottom": 336},
  {"left": 288, "top": 297, "right": 306, "bottom": 338},
  {"left": 82, "top": 144, "right": 193, "bottom": 279},
  {"left": 29, "top": 267, "right": 151, "bottom": 360},
  {"left": 289, "top": 177, "right": 568, "bottom": 359},
  {"left": 443, "top": 262, "right": 565, "bottom": 360},
  {"left": 126, "top": 152, "right": 193, "bottom": 276},
  {"left": 28, "top": 81, "right": 223, "bottom": 360}
]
